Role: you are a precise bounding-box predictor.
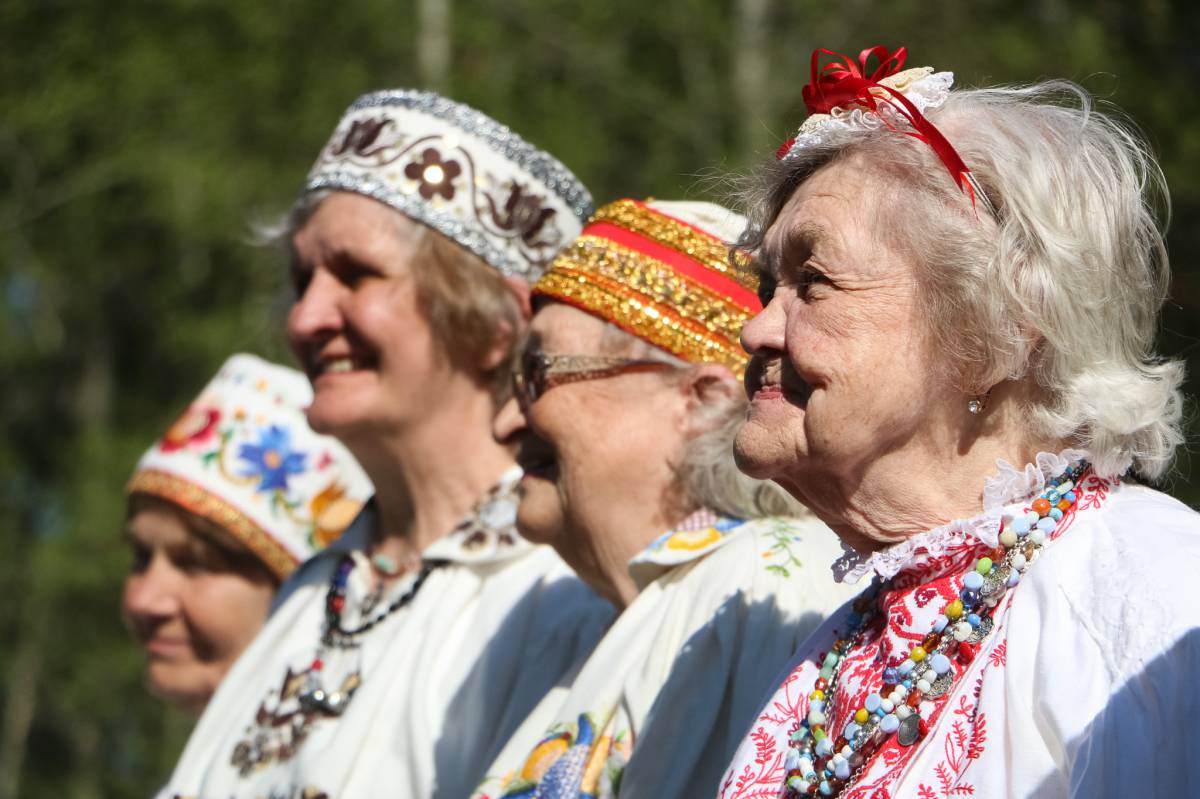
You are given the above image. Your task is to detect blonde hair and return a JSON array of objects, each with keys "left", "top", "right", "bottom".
[
  {"left": 738, "top": 81, "right": 1184, "bottom": 480},
  {"left": 261, "top": 190, "right": 521, "bottom": 405}
]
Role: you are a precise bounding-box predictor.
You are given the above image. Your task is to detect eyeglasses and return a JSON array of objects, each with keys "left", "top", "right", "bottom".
[{"left": 511, "top": 350, "right": 678, "bottom": 406}]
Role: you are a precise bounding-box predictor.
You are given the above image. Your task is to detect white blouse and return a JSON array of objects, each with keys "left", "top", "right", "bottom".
[
  {"left": 472, "top": 512, "right": 857, "bottom": 799},
  {"left": 158, "top": 468, "right": 614, "bottom": 799},
  {"left": 719, "top": 452, "right": 1200, "bottom": 799}
]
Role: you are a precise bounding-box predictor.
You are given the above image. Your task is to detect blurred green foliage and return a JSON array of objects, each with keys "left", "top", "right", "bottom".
[{"left": 0, "top": 1, "right": 1196, "bottom": 795}]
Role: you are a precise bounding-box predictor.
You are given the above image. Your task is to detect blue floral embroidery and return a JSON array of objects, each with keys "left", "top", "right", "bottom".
[{"left": 238, "top": 425, "right": 306, "bottom": 492}]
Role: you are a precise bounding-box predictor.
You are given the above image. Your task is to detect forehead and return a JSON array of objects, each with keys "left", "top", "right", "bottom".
[
  {"left": 127, "top": 502, "right": 194, "bottom": 546},
  {"left": 291, "top": 192, "right": 422, "bottom": 262},
  {"left": 529, "top": 301, "right": 611, "bottom": 351},
  {"left": 760, "top": 158, "right": 890, "bottom": 271}
]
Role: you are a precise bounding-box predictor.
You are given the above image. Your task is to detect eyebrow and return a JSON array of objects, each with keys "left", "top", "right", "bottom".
[{"left": 760, "top": 221, "right": 828, "bottom": 278}]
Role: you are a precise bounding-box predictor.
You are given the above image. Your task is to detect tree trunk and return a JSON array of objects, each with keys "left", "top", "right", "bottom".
[{"left": 418, "top": 0, "right": 451, "bottom": 91}]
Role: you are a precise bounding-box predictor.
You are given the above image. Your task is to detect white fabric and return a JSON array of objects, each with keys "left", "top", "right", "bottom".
[
  {"left": 472, "top": 515, "right": 857, "bottom": 799},
  {"left": 158, "top": 468, "right": 613, "bottom": 799},
  {"left": 719, "top": 454, "right": 1200, "bottom": 799}
]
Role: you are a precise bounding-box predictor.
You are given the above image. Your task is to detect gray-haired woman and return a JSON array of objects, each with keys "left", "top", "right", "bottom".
[
  {"left": 719, "top": 46, "right": 1198, "bottom": 798},
  {"left": 470, "top": 198, "right": 855, "bottom": 799}
]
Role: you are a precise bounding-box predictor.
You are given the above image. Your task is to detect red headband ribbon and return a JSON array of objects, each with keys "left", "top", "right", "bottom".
[{"left": 779, "top": 46, "right": 977, "bottom": 205}]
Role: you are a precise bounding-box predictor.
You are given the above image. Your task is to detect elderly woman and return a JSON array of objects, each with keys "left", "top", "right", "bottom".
[
  {"left": 158, "top": 92, "right": 613, "bottom": 798},
  {"left": 124, "top": 353, "right": 371, "bottom": 714},
  {"left": 718, "top": 47, "right": 1199, "bottom": 798},
  {"left": 471, "top": 199, "right": 855, "bottom": 799}
]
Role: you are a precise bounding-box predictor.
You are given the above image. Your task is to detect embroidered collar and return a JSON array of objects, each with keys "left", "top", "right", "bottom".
[
  {"left": 328, "top": 466, "right": 531, "bottom": 567},
  {"left": 833, "top": 449, "right": 1090, "bottom": 585},
  {"left": 627, "top": 509, "right": 743, "bottom": 591},
  {"left": 423, "top": 465, "right": 532, "bottom": 564}
]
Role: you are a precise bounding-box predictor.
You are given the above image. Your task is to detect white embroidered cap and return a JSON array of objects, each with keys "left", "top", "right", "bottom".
[
  {"left": 304, "top": 89, "right": 595, "bottom": 282},
  {"left": 127, "top": 354, "right": 373, "bottom": 579}
]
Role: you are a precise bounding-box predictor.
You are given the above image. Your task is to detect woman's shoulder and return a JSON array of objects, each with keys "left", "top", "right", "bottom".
[{"left": 1017, "top": 481, "right": 1200, "bottom": 671}]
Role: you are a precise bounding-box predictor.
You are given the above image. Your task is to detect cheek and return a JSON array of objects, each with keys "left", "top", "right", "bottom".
[{"left": 185, "top": 577, "right": 273, "bottom": 661}]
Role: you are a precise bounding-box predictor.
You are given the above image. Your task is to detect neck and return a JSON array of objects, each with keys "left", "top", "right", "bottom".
[
  {"left": 790, "top": 392, "right": 1062, "bottom": 554},
  {"left": 345, "top": 386, "right": 515, "bottom": 562},
  {"left": 573, "top": 500, "right": 690, "bottom": 611}
]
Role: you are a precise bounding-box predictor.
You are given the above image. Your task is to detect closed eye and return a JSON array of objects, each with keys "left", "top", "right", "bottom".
[{"left": 756, "top": 270, "right": 778, "bottom": 306}]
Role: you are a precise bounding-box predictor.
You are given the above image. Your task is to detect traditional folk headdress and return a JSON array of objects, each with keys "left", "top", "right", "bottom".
[
  {"left": 305, "top": 90, "right": 594, "bottom": 282},
  {"left": 778, "top": 46, "right": 991, "bottom": 213},
  {"left": 127, "top": 354, "right": 373, "bottom": 579},
  {"left": 532, "top": 199, "right": 761, "bottom": 375}
]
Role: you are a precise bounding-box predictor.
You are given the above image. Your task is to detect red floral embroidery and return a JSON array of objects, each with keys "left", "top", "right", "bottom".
[{"left": 722, "top": 465, "right": 1114, "bottom": 799}]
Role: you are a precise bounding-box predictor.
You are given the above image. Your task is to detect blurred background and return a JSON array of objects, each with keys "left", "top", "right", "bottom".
[{"left": 1, "top": 1, "right": 1197, "bottom": 795}]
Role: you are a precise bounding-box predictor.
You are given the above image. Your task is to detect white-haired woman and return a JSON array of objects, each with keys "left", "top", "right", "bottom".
[
  {"left": 471, "top": 199, "right": 855, "bottom": 799},
  {"left": 158, "top": 92, "right": 612, "bottom": 799},
  {"left": 719, "top": 46, "right": 1198, "bottom": 798}
]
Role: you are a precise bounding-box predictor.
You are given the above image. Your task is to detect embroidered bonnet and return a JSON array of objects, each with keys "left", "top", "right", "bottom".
[{"left": 127, "top": 354, "right": 373, "bottom": 578}]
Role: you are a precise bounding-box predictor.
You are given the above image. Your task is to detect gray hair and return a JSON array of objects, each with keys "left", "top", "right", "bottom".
[
  {"left": 737, "top": 81, "right": 1184, "bottom": 480},
  {"left": 598, "top": 325, "right": 804, "bottom": 520}
]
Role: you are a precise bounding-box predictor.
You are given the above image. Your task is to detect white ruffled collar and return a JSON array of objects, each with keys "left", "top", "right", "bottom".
[{"left": 833, "top": 449, "right": 1089, "bottom": 585}]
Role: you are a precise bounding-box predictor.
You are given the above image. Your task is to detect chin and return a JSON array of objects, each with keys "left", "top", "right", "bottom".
[
  {"left": 145, "top": 666, "right": 212, "bottom": 715},
  {"left": 513, "top": 491, "right": 563, "bottom": 547},
  {"left": 732, "top": 422, "right": 785, "bottom": 480},
  {"left": 304, "top": 397, "right": 383, "bottom": 440}
]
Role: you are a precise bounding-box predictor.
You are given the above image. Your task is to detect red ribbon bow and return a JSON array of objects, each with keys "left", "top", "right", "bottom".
[{"left": 778, "top": 46, "right": 977, "bottom": 205}]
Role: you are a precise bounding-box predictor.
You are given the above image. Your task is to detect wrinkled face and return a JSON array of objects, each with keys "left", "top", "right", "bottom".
[
  {"left": 121, "top": 502, "right": 275, "bottom": 715},
  {"left": 287, "top": 192, "right": 452, "bottom": 440},
  {"left": 736, "top": 156, "right": 953, "bottom": 503},
  {"left": 493, "top": 303, "right": 689, "bottom": 578}
]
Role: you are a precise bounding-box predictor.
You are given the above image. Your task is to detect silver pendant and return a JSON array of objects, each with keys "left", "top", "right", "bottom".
[
  {"left": 897, "top": 713, "right": 922, "bottom": 746},
  {"left": 967, "top": 614, "right": 994, "bottom": 644},
  {"left": 923, "top": 671, "right": 954, "bottom": 699},
  {"left": 297, "top": 671, "right": 362, "bottom": 717},
  {"left": 981, "top": 567, "right": 1008, "bottom": 598}
]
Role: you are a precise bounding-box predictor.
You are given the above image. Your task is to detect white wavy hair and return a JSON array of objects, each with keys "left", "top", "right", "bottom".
[
  {"left": 738, "top": 81, "right": 1185, "bottom": 480},
  {"left": 597, "top": 325, "right": 803, "bottom": 520}
]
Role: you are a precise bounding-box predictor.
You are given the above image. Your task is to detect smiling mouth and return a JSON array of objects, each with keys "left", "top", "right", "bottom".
[
  {"left": 144, "top": 636, "right": 191, "bottom": 658},
  {"left": 747, "top": 357, "right": 811, "bottom": 404},
  {"left": 515, "top": 439, "right": 558, "bottom": 478},
  {"left": 309, "top": 353, "right": 377, "bottom": 381}
]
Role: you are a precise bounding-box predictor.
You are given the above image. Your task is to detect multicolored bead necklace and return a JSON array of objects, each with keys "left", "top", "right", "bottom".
[
  {"left": 297, "top": 553, "right": 444, "bottom": 716},
  {"left": 784, "top": 461, "right": 1088, "bottom": 798}
]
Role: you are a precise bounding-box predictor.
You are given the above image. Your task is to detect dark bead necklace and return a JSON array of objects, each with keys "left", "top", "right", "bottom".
[{"left": 321, "top": 553, "right": 445, "bottom": 648}]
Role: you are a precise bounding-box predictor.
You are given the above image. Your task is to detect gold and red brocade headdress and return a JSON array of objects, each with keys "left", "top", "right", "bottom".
[{"left": 532, "top": 199, "right": 761, "bottom": 375}]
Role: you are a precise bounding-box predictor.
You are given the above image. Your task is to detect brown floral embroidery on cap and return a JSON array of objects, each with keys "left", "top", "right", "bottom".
[
  {"left": 404, "top": 148, "right": 462, "bottom": 200},
  {"left": 487, "top": 182, "right": 557, "bottom": 247},
  {"left": 333, "top": 117, "right": 397, "bottom": 159}
]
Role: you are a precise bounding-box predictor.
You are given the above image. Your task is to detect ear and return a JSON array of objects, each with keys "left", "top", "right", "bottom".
[
  {"left": 504, "top": 275, "right": 533, "bottom": 322},
  {"left": 678, "top": 363, "right": 741, "bottom": 436},
  {"left": 478, "top": 276, "right": 533, "bottom": 373}
]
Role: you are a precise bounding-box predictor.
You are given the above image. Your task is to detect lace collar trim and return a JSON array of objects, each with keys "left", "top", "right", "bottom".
[{"left": 833, "top": 449, "right": 1089, "bottom": 585}]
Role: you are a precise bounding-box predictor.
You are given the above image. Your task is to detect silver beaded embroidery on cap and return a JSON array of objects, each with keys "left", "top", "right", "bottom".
[{"left": 349, "top": 90, "right": 594, "bottom": 221}]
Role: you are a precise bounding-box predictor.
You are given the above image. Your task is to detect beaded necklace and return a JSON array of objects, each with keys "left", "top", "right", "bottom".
[
  {"left": 296, "top": 554, "right": 445, "bottom": 715},
  {"left": 784, "top": 461, "right": 1088, "bottom": 798}
]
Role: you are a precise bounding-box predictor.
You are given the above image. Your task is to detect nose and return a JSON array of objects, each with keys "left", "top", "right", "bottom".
[
  {"left": 122, "top": 555, "right": 183, "bottom": 628},
  {"left": 740, "top": 295, "right": 786, "bottom": 357},
  {"left": 493, "top": 395, "right": 529, "bottom": 445},
  {"left": 287, "top": 268, "right": 346, "bottom": 357}
]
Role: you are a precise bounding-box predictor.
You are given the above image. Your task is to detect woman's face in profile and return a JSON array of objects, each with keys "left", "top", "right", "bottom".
[
  {"left": 286, "top": 192, "right": 453, "bottom": 441},
  {"left": 121, "top": 501, "right": 275, "bottom": 715},
  {"left": 735, "top": 155, "right": 957, "bottom": 496}
]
